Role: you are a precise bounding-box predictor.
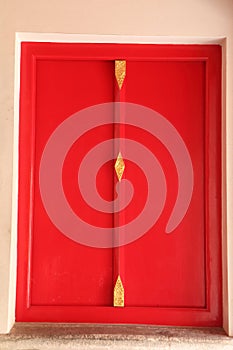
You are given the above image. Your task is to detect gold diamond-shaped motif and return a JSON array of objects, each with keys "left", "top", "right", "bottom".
[
  {"left": 113, "top": 275, "right": 124, "bottom": 307},
  {"left": 114, "top": 152, "right": 125, "bottom": 182},
  {"left": 115, "top": 60, "right": 126, "bottom": 90}
]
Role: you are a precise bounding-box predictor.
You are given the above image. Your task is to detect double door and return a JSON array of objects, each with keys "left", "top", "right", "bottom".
[{"left": 16, "top": 43, "right": 222, "bottom": 326}]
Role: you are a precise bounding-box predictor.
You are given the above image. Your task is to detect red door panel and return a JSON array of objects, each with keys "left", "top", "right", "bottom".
[
  {"left": 123, "top": 61, "right": 206, "bottom": 308},
  {"left": 17, "top": 43, "right": 221, "bottom": 326},
  {"left": 19, "top": 55, "right": 116, "bottom": 308}
]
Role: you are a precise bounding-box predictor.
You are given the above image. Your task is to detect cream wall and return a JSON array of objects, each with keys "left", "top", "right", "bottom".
[{"left": 0, "top": 0, "right": 233, "bottom": 335}]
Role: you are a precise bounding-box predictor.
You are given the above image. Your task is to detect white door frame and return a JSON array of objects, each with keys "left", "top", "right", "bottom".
[{"left": 4, "top": 33, "right": 230, "bottom": 334}]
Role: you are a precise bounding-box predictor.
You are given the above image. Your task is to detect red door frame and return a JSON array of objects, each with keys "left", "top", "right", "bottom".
[{"left": 16, "top": 43, "right": 222, "bottom": 326}]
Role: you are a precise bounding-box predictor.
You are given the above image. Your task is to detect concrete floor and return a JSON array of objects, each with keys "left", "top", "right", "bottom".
[{"left": 0, "top": 323, "right": 233, "bottom": 349}]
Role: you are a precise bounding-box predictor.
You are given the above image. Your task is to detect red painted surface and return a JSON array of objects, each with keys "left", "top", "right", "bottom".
[{"left": 16, "top": 43, "right": 222, "bottom": 326}]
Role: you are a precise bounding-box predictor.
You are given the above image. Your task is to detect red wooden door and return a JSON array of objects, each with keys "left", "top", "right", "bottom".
[{"left": 16, "top": 43, "right": 222, "bottom": 326}]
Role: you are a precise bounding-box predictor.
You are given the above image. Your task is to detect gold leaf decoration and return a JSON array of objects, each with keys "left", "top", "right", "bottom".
[
  {"left": 114, "top": 152, "right": 125, "bottom": 182},
  {"left": 115, "top": 60, "right": 126, "bottom": 90},
  {"left": 114, "top": 275, "right": 124, "bottom": 307}
]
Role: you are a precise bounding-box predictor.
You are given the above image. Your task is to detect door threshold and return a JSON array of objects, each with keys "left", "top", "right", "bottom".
[{"left": 0, "top": 323, "right": 231, "bottom": 349}]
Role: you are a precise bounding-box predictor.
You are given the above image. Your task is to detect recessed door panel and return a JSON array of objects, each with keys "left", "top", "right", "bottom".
[
  {"left": 20, "top": 57, "right": 116, "bottom": 307},
  {"left": 123, "top": 61, "right": 206, "bottom": 308}
]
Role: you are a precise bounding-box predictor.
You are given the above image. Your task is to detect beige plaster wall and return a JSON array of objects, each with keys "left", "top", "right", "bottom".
[{"left": 0, "top": 0, "right": 232, "bottom": 335}]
